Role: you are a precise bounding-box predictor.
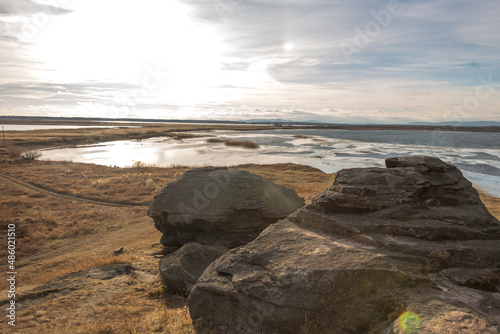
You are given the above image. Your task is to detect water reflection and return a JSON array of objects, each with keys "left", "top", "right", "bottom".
[{"left": 39, "top": 129, "right": 500, "bottom": 196}]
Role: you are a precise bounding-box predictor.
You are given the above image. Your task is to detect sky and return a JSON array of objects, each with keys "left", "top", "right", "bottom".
[{"left": 0, "top": 0, "right": 499, "bottom": 124}]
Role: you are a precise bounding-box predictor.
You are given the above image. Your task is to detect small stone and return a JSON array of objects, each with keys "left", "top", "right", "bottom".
[{"left": 113, "top": 246, "right": 124, "bottom": 256}]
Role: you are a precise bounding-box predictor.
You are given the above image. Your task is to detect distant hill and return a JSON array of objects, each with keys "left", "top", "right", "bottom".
[
  {"left": 409, "top": 121, "right": 500, "bottom": 127},
  {"left": 244, "top": 118, "right": 325, "bottom": 125},
  {"left": 1, "top": 115, "right": 499, "bottom": 129}
]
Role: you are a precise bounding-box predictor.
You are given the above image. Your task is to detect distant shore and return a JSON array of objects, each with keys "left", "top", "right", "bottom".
[{"left": 1, "top": 115, "right": 499, "bottom": 132}]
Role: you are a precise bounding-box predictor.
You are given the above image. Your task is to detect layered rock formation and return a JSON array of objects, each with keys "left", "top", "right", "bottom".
[
  {"left": 189, "top": 156, "right": 500, "bottom": 334},
  {"left": 148, "top": 167, "right": 305, "bottom": 251}
]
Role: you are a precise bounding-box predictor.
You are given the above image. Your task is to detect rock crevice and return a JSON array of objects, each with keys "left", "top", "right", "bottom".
[{"left": 188, "top": 156, "right": 500, "bottom": 333}]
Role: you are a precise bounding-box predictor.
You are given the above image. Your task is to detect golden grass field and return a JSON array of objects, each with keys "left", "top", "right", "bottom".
[{"left": 0, "top": 122, "right": 498, "bottom": 333}]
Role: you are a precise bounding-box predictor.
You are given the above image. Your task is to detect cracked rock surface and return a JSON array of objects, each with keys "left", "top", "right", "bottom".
[{"left": 188, "top": 156, "right": 500, "bottom": 334}]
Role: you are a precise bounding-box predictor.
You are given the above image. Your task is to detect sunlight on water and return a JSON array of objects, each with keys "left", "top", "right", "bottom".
[{"left": 39, "top": 129, "right": 500, "bottom": 197}]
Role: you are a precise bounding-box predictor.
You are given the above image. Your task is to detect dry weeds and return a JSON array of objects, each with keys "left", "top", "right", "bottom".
[
  {"left": 0, "top": 156, "right": 339, "bottom": 333},
  {"left": 1, "top": 161, "right": 190, "bottom": 205},
  {"left": 207, "top": 138, "right": 260, "bottom": 149}
]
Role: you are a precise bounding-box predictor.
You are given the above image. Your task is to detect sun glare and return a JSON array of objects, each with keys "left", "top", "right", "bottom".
[
  {"left": 283, "top": 43, "right": 294, "bottom": 51},
  {"left": 32, "top": 0, "right": 225, "bottom": 105}
]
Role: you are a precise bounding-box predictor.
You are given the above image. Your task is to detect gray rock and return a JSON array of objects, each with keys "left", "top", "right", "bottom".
[
  {"left": 189, "top": 220, "right": 411, "bottom": 334},
  {"left": 188, "top": 156, "right": 500, "bottom": 334},
  {"left": 383, "top": 300, "right": 500, "bottom": 334},
  {"left": 28, "top": 264, "right": 135, "bottom": 297},
  {"left": 148, "top": 167, "right": 305, "bottom": 250},
  {"left": 159, "top": 243, "right": 227, "bottom": 294},
  {"left": 113, "top": 246, "right": 124, "bottom": 256}
]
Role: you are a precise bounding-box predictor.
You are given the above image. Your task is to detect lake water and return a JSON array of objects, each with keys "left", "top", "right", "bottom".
[{"left": 39, "top": 129, "right": 500, "bottom": 197}]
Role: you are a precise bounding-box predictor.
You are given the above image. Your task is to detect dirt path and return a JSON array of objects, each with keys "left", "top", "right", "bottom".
[{"left": 0, "top": 173, "right": 142, "bottom": 207}]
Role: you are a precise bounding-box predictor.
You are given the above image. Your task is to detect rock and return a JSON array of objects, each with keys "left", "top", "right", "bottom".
[
  {"left": 148, "top": 167, "right": 305, "bottom": 250},
  {"left": 159, "top": 243, "right": 228, "bottom": 294},
  {"left": 189, "top": 220, "right": 411, "bottom": 334},
  {"left": 113, "top": 246, "right": 124, "bottom": 256},
  {"left": 16, "top": 263, "right": 149, "bottom": 308},
  {"left": 41, "top": 263, "right": 135, "bottom": 285},
  {"left": 26, "top": 264, "right": 136, "bottom": 299},
  {"left": 383, "top": 300, "right": 500, "bottom": 334},
  {"left": 188, "top": 156, "right": 500, "bottom": 333}
]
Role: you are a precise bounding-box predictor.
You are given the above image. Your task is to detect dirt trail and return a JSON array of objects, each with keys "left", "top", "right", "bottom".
[{"left": 0, "top": 173, "right": 142, "bottom": 207}]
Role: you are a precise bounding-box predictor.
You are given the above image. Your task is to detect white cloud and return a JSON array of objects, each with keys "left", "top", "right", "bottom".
[{"left": 0, "top": 0, "right": 499, "bottom": 123}]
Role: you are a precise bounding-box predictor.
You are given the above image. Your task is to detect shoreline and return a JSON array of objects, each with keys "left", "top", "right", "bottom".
[
  {"left": 1, "top": 116, "right": 500, "bottom": 132},
  {"left": 0, "top": 122, "right": 277, "bottom": 161},
  {"left": 2, "top": 120, "right": 500, "bottom": 198}
]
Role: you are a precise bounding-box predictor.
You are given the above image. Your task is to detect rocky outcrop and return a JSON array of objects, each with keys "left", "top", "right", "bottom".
[
  {"left": 188, "top": 156, "right": 500, "bottom": 334},
  {"left": 383, "top": 300, "right": 500, "bottom": 334},
  {"left": 159, "top": 243, "right": 227, "bottom": 294},
  {"left": 148, "top": 167, "right": 304, "bottom": 251},
  {"left": 18, "top": 264, "right": 137, "bottom": 303}
]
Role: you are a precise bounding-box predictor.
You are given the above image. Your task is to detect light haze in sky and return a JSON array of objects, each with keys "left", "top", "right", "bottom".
[{"left": 0, "top": 0, "right": 499, "bottom": 123}]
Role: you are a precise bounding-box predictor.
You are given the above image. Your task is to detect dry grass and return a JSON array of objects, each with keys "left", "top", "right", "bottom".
[
  {"left": 8, "top": 278, "right": 195, "bottom": 334},
  {"left": 1, "top": 161, "right": 190, "bottom": 205},
  {"left": 0, "top": 167, "right": 168, "bottom": 332},
  {"left": 478, "top": 189, "right": 500, "bottom": 220},
  {"left": 0, "top": 192, "right": 100, "bottom": 257},
  {"left": 0, "top": 159, "right": 336, "bottom": 334},
  {"left": 207, "top": 138, "right": 260, "bottom": 149},
  {"left": 237, "top": 163, "right": 335, "bottom": 202},
  {"left": 21, "top": 150, "right": 42, "bottom": 160},
  {"left": 33, "top": 254, "right": 137, "bottom": 285}
]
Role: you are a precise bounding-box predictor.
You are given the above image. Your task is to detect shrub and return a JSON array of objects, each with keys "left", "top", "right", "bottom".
[
  {"left": 206, "top": 138, "right": 259, "bottom": 149},
  {"left": 224, "top": 140, "right": 259, "bottom": 149},
  {"left": 22, "top": 150, "right": 42, "bottom": 160},
  {"left": 206, "top": 138, "right": 225, "bottom": 143}
]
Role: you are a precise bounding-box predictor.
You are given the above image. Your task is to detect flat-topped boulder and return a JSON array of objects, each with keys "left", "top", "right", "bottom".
[
  {"left": 189, "top": 157, "right": 500, "bottom": 333},
  {"left": 148, "top": 167, "right": 304, "bottom": 251}
]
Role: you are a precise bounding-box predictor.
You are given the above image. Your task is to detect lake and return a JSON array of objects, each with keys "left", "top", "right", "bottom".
[{"left": 38, "top": 129, "right": 500, "bottom": 197}]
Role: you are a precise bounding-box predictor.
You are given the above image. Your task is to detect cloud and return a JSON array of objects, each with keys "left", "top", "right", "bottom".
[
  {"left": 0, "top": 0, "right": 71, "bottom": 15},
  {"left": 0, "top": 0, "right": 499, "bottom": 122},
  {"left": 0, "top": 81, "right": 140, "bottom": 113}
]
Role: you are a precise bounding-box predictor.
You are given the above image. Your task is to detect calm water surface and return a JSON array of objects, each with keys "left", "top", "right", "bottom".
[{"left": 39, "top": 129, "right": 500, "bottom": 196}]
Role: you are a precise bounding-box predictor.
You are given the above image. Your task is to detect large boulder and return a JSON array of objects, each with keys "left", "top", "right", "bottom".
[
  {"left": 148, "top": 167, "right": 305, "bottom": 251},
  {"left": 159, "top": 243, "right": 227, "bottom": 294},
  {"left": 189, "top": 156, "right": 500, "bottom": 334}
]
